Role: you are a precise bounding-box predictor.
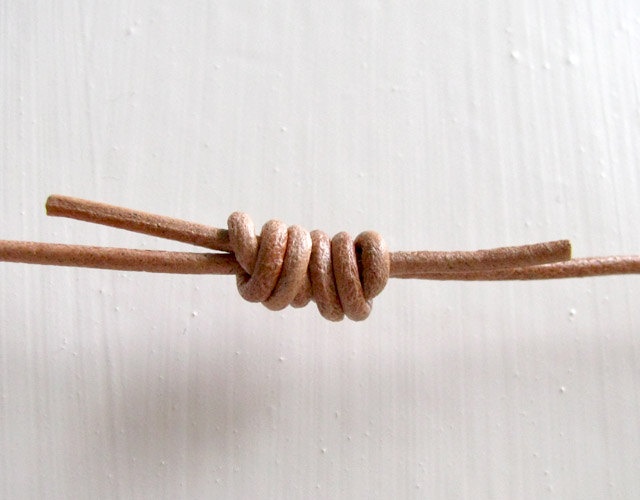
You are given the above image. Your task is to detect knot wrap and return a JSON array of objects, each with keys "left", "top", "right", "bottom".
[{"left": 227, "top": 212, "right": 390, "bottom": 321}]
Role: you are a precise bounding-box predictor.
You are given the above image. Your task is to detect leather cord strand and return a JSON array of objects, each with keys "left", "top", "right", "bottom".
[{"left": 1, "top": 194, "right": 639, "bottom": 321}]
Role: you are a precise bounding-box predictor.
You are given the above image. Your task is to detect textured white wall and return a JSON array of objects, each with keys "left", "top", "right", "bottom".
[{"left": 1, "top": 1, "right": 639, "bottom": 498}]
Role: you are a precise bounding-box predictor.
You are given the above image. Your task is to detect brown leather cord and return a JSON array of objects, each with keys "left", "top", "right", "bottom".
[{"left": 1, "top": 194, "right": 639, "bottom": 321}]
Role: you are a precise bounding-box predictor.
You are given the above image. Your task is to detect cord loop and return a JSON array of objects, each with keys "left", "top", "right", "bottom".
[{"left": 227, "top": 212, "right": 390, "bottom": 321}]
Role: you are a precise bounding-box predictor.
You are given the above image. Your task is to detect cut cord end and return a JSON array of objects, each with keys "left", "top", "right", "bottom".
[{"left": 1, "top": 195, "right": 639, "bottom": 321}]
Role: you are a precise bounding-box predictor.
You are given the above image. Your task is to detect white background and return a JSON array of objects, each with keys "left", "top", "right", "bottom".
[{"left": 1, "top": 1, "right": 639, "bottom": 498}]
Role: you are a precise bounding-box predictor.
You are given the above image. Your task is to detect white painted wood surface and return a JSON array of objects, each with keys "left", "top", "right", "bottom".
[{"left": 2, "top": 1, "right": 639, "bottom": 498}]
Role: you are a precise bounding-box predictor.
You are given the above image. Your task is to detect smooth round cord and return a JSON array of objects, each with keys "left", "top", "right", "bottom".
[{"left": 1, "top": 194, "right": 639, "bottom": 321}]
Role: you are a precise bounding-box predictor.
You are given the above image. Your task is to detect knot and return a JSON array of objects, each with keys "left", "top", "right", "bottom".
[{"left": 227, "top": 212, "right": 390, "bottom": 321}]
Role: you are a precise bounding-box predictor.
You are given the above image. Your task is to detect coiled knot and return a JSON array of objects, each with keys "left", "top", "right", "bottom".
[{"left": 227, "top": 212, "right": 390, "bottom": 321}]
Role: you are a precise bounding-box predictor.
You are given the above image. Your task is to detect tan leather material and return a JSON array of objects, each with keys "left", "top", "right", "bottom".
[
  {"left": 227, "top": 211, "right": 258, "bottom": 272},
  {"left": 308, "top": 230, "right": 344, "bottom": 321},
  {"left": 227, "top": 217, "right": 389, "bottom": 321},
  {"left": 0, "top": 241, "right": 241, "bottom": 274},
  {"left": 2, "top": 194, "right": 640, "bottom": 321},
  {"left": 395, "top": 256, "right": 640, "bottom": 280},
  {"left": 47, "top": 193, "right": 234, "bottom": 252},
  {"left": 235, "top": 220, "right": 288, "bottom": 303},
  {"left": 262, "top": 225, "right": 312, "bottom": 312},
  {"left": 331, "top": 232, "right": 373, "bottom": 321},
  {"left": 355, "top": 231, "right": 390, "bottom": 301}
]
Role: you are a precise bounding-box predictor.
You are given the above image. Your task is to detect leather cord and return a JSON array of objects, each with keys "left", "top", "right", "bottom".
[{"left": 1, "top": 195, "right": 639, "bottom": 321}]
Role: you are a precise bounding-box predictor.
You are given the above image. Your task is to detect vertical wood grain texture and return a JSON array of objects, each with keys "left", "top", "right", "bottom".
[{"left": 1, "top": 1, "right": 639, "bottom": 498}]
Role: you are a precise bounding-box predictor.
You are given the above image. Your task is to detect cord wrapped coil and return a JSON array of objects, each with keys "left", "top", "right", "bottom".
[{"left": 228, "top": 212, "right": 389, "bottom": 321}]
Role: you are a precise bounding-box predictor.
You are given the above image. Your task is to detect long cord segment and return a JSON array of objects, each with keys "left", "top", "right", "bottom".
[{"left": 0, "top": 194, "right": 638, "bottom": 320}]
